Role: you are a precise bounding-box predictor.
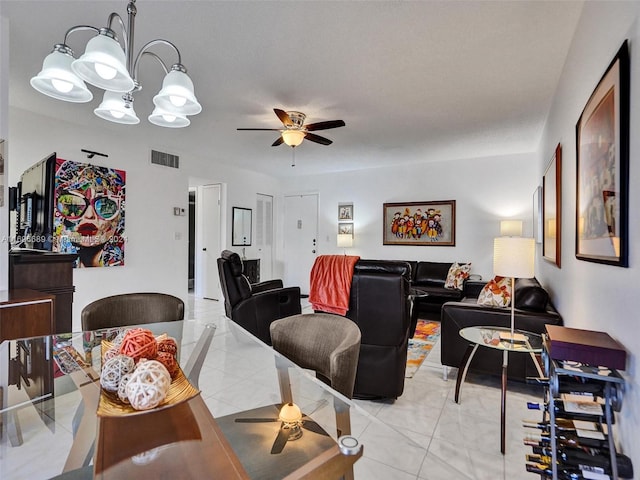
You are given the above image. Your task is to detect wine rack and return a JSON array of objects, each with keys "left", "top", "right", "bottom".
[{"left": 524, "top": 336, "right": 629, "bottom": 479}]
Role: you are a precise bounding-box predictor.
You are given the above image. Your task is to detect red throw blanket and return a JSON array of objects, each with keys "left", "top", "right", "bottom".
[{"left": 309, "top": 255, "right": 360, "bottom": 316}]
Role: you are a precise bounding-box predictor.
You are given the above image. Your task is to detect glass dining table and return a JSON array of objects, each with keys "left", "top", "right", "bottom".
[{"left": 1, "top": 317, "right": 426, "bottom": 479}]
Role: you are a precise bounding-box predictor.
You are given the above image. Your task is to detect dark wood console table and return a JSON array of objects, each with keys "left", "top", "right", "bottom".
[
  {"left": 242, "top": 258, "right": 260, "bottom": 284},
  {"left": 9, "top": 251, "right": 76, "bottom": 334}
]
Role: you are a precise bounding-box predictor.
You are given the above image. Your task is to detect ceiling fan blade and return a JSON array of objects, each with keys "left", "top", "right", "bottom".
[
  {"left": 301, "top": 419, "right": 330, "bottom": 437},
  {"left": 304, "top": 120, "right": 345, "bottom": 131},
  {"left": 235, "top": 418, "right": 280, "bottom": 423},
  {"left": 237, "top": 128, "right": 281, "bottom": 131},
  {"left": 304, "top": 132, "right": 333, "bottom": 146},
  {"left": 271, "top": 424, "right": 290, "bottom": 454},
  {"left": 274, "top": 108, "right": 293, "bottom": 127},
  {"left": 272, "top": 136, "right": 284, "bottom": 147}
]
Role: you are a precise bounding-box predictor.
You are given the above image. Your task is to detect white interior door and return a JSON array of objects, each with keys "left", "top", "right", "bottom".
[
  {"left": 256, "top": 193, "right": 274, "bottom": 281},
  {"left": 200, "top": 184, "right": 221, "bottom": 300},
  {"left": 283, "top": 193, "right": 318, "bottom": 294}
]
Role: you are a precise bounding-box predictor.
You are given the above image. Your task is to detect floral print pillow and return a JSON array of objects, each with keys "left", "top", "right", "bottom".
[
  {"left": 477, "top": 276, "right": 511, "bottom": 307},
  {"left": 444, "top": 262, "right": 471, "bottom": 290}
]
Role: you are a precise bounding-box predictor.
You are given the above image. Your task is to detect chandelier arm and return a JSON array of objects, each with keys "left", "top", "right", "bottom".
[
  {"left": 132, "top": 39, "right": 182, "bottom": 82},
  {"left": 105, "top": 12, "right": 130, "bottom": 66},
  {"left": 62, "top": 25, "right": 101, "bottom": 46},
  {"left": 139, "top": 51, "right": 170, "bottom": 75}
]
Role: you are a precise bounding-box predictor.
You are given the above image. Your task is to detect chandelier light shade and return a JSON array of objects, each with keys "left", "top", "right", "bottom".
[
  {"left": 148, "top": 107, "right": 190, "bottom": 128},
  {"left": 30, "top": 46, "right": 93, "bottom": 103},
  {"left": 281, "top": 129, "right": 306, "bottom": 147},
  {"left": 71, "top": 30, "right": 134, "bottom": 93},
  {"left": 30, "top": 0, "right": 201, "bottom": 128},
  {"left": 94, "top": 91, "right": 140, "bottom": 125},
  {"left": 152, "top": 67, "right": 202, "bottom": 115}
]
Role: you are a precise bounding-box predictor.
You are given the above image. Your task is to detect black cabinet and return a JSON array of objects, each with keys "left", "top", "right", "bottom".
[{"left": 242, "top": 258, "right": 260, "bottom": 284}]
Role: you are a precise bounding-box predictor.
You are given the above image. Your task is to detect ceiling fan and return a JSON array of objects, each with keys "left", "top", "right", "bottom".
[
  {"left": 237, "top": 108, "right": 345, "bottom": 147},
  {"left": 234, "top": 402, "right": 329, "bottom": 454}
]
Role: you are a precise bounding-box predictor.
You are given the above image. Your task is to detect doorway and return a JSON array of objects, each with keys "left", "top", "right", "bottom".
[
  {"left": 283, "top": 193, "right": 318, "bottom": 295},
  {"left": 256, "top": 193, "right": 274, "bottom": 281}
]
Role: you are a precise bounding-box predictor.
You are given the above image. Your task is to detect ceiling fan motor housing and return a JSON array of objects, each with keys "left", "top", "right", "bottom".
[{"left": 286, "top": 111, "right": 306, "bottom": 129}]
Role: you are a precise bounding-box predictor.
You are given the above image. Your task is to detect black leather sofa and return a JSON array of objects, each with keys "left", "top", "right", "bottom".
[
  {"left": 343, "top": 260, "right": 412, "bottom": 400},
  {"left": 440, "top": 277, "right": 563, "bottom": 381},
  {"left": 405, "top": 261, "right": 469, "bottom": 329},
  {"left": 217, "top": 250, "right": 302, "bottom": 344}
]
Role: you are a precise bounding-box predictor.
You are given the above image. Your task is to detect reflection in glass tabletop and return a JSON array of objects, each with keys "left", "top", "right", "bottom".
[
  {"left": 1, "top": 318, "right": 426, "bottom": 479},
  {"left": 459, "top": 325, "right": 543, "bottom": 353}
]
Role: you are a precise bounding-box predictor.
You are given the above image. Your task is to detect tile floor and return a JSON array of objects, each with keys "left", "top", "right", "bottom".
[
  {"left": 1, "top": 296, "right": 545, "bottom": 479},
  {"left": 187, "top": 295, "right": 546, "bottom": 480}
]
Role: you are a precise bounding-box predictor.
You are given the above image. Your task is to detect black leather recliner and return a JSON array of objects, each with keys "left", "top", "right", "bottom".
[
  {"left": 217, "top": 250, "right": 301, "bottom": 344},
  {"left": 345, "top": 260, "right": 412, "bottom": 399}
]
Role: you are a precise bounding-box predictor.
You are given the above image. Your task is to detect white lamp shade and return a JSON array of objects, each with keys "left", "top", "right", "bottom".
[
  {"left": 30, "top": 50, "right": 93, "bottom": 103},
  {"left": 493, "top": 236, "right": 535, "bottom": 278},
  {"left": 282, "top": 129, "right": 306, "bottom": 147},
  {"left": 337, "top": 233, "right": 353, "bottom": 248},
  {"left": 94, "top": 91, "right": 140, "bottom": 124},
  {"left": 500, "top": 220, "right": 523, "bottom": 237},
  {"left": 72, "top": 33, "right": 134, "bottom": 93},
  {"left": 148, "top": 107, "right": 190, "bottom": 128},
  {"left": 152, "top": 70, "right": 202, "bottom": 115}
]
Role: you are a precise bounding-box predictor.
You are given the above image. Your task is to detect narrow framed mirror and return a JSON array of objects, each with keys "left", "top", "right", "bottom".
[{"left": 232, "top": 207, "right": 252, "bottom": 246}]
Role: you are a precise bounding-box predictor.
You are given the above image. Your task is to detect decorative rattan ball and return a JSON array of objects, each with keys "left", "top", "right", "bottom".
[
  {"left": 103, "top": 347, "right": 120, "bottom": 362},
  {"left": 156, "top": 351, "right": 179, "bottom": 378},
  {"left": 126, "top": 359, "right": 171, "bottom": 410},
  {"left": 119, "top": 328, "right": 158, "bottom": 363},
  {"left": 157, "top": 337, "right": 178, "bottom": 358},
  {"left": 100, "top": 354, "right": 135, "bottom": 392},
  {"left": 117, "top": 373, "right": 132, "bottom": 403}
]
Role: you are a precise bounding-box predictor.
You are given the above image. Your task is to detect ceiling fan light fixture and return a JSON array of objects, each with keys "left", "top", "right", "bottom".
[
  {"left": 30, "top": 46, "right": 93, "bottom": 103},
  {"left": 71, "top": 29, "right": 134, "bottom": 92},
  {"left": 282, "top": 129, "right": 305, "bottom": 147},
  {"left": 94, "top": 91, "right": 140, "bottom": 124},
  {"left": 153, "top": 65, "right": 202, "bottom": 115}
]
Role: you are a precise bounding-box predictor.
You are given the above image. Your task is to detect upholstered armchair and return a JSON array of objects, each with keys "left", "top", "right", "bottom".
[{"left": 217, "top": 250, "right": 301, "bottom": 344}]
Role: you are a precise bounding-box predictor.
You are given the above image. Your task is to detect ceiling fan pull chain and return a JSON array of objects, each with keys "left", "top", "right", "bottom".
[{"left": 291, "top": 147, "right": 296, "bottom": 167}]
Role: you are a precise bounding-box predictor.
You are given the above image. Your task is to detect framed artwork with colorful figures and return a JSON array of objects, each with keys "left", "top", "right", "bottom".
[
  {"left": 383, "top": 200, "right": 456, "bottom": 246},
  {"left": 52, "top": 158, "right": 126, "bottom": 268}
]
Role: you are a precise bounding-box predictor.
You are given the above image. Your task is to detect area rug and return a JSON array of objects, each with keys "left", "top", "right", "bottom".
[{"left": 405, "top": 320, "right": 441, "bottom": 378}]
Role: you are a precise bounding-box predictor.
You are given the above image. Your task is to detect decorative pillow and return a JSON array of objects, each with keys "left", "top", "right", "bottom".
[
  {"left": 477, "top": 276, "right": 511, "bottom": 307},
  {"left": 444, "top": 262, "right": 471, "bottom": 290}
]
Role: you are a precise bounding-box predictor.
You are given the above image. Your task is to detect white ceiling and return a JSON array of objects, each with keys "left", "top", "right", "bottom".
[{"left": 3, "top": 0, "right": 584, "bottom": 178}]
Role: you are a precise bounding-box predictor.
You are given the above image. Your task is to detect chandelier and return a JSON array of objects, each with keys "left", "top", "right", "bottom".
[{"left": 30, "top": 0, "right": 201, "bottom": 128}]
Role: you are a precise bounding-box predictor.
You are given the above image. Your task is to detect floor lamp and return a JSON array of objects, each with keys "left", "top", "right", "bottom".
[{"left": 493, "top": 236, "right": 535, "bottom": 340}]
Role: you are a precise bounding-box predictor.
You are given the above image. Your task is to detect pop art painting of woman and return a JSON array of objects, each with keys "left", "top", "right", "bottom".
[{"left": 53, "top": 158, "right": 126, "bottom": 267}]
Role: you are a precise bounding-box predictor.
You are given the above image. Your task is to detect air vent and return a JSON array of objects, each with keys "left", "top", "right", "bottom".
[{"left": 151, "top": 149, "right": 179, "bottom": 168}]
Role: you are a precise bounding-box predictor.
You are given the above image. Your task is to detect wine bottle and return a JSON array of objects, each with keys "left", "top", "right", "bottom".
[
  {"left": 522, "top": 417, "right": 602, "bottom": 432},
  {"left": 524, "top": 432, "right": 608, "bottom": 449},
  {"left": 525, "top": 450, "right": 633, "bottom": 478},
  {"left": 525, "top": 462, "right": 583, "bottom": 479},
  {"left": 526, "top": 401, "right": 613, "bottom": 424},
  {"left": 525, "top": 377, "right": 603, "bottom": 396}
]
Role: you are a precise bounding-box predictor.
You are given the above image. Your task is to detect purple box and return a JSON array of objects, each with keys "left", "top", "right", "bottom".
[{"left": 545, "top": 324, "right": 627, "bottom": 370}]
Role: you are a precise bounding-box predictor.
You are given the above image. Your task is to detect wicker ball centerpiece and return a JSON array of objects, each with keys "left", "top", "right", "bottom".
[
  {"left": 100, "top": 354, "right": 135, "bottom": 392},
  {"left": 118, "top": 328, "right": 157, "bottom": 363},
  {"left": 156, "top": 351, "right": 179, "bottom": 379},
  {"left": 157, "top": 337, "right": 178, "bottom": 358},
  {"left": 126, "top": 359, "right": 172, "bottom": 410}
]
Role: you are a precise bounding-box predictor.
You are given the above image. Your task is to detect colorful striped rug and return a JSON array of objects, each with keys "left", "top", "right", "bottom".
[{"left": 405, "top": 320, "right": 441, "bottom": 378}]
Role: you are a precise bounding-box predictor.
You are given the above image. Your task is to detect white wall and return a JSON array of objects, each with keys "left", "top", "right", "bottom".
[
  {"left": 0, "top": 14, "right": 9, "bottom": 290},
  {"left": 280, "top": 152, "right": 538, "bottom": 280},
  {"left": 538, "top": 1, "right": 640, "bottom": 467},
  {"left": 8, "top": 107, "right": 280, "bottom": 329}
]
